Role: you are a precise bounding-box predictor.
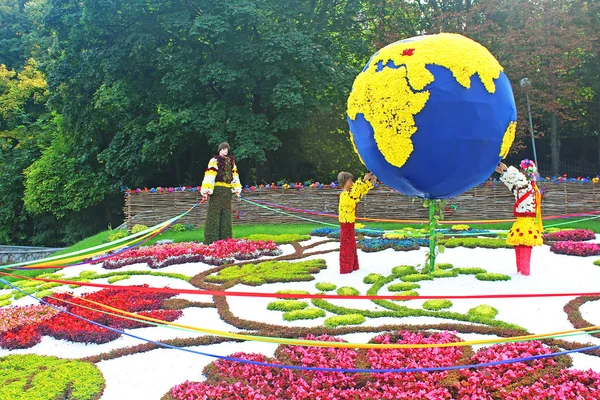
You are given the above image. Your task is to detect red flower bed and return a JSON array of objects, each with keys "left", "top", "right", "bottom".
[
  {"left": 98, "top": 238, "right": 281, "bottom": 269},
  {"left": 0, "top": 286, "right": 182, "bottom": 349},
  {"left": 550, "top": 241, "right": 600, "bottom": 256},
  {"left": 543, "top": 229, "right": 595, "bottom": 242},
  {"left": 168, "top": 332, "right": 587, "bottom": 400}
]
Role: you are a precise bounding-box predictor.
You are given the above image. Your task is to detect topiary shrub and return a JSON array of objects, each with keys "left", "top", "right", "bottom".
[
  {"left": 363, "top": 273, "right": 384, "bottom": 284},
  {"left": 387, "top": 282, "right": 420, "bottom": 292},
  {"left": 283, "top": 308, "right": 326, "bottom": 321},
  {"left": 475, "top": 273, "right": 511, "bottom": 282},
  {"left": 431, "top": 269, "right": 459, "bottom": 278},
  {"left": 392, "top": 265, "right": 418, "bottom": 276},
  {"left": 392, "top": 290, "right": 419, "bottom": 301},
  {"left": 468, "top": 304, "right": 498, "bottom": 319},
  {"left": 400, "top": 273, "right": 434, "bottom": 282},
  {"left": 422, "top": 299, "right": 453, "bottom": 310},
  {"left": 267, "top": 300, "right": 309, "bottom": 312},
  {"left": 315, "top": 282, "right": 337, "bottom": 292},
  {"left": 336, "top": 287, "right": 360, "bottom": 296},
  {"left": 436, "top": 263, "right": 454, "bottom": 270},
  {"left": 275, "top": 290, "right": 310, "bottom": 299},
  {"left": 108, "top": 275, "right": 130, "bottom": 284},
  {"left": 324, "top": 314, "right": 365, "bottom": 327},
  {"left": 455, "top": 267, "right": 487, "bottom": 275}
]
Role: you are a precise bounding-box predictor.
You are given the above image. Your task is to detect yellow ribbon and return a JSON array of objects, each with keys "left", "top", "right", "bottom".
[{"left": 533, "top": 181, "right": 543, "bottom": 232}]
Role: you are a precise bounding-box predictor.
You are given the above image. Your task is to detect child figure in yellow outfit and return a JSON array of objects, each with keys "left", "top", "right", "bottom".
[
  {"left": 337, "top": 171, "right": 377, "bottom": 274},
  {"left": 496, "top": 160, "right": 543, "bottom": 276}
]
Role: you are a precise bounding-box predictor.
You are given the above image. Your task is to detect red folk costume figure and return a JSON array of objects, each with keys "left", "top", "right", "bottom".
[
  {"left": 498, "top": 160, "right": 543, "bottom": 276},
  {"left": 337, "top": 171, "right": 376, "bottom": 274}
]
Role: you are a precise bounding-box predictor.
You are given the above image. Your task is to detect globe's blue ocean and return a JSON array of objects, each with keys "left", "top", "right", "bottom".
[{"left": 348, "top": 64, "right": 517, "bottom": 199}]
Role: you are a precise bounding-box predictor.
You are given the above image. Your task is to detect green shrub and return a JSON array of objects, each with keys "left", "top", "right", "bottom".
[
  {"left": 108, "top": 275, "right": 130, "bottom": 284},
  {"left": 431, "top": 269, "right": 459, "bottom": 278},
  {"left": 392, "top": 265, "right": 418, "bottom": 276},
  {"left": 183, "top": 224, "right": 196, "bottom": 231},
  {"left": 455, "top": 267, "right": 487, "bottom": 275},
  {"left": 475, "top": 273, "right": 511, "bottom": 282},
  {"left": 170, "top": 223, "right": 186, "bottom": 232},
  {"left": 388, "top": 282, "right": 420, "bottom": 292},
  {"left": 468, "top": 304, "right": 498, "bottom": 319},
  {"left": 392, "top": 290, "right": 419, "bottom": 301},
  {"left": 315, "top": 282, "right": 337, "bottom": 292},
  {"left": 283, "top": 308, "right": 326, "bottom": 321},
  {"left": 594, "top": 259, "right": 600, "bottom": 266},
  {"left": 324, "top": 314, "right": 366, "bottom": 327},
  {"left": 107, "top": 229, "right": 128, "bottom": 242},
  {"left": 35, "top": 290, "right": 54, "bottom": 299},
  {"left": 423, "top": 299, "right": 453, "bottom": 311},
  {"left": 131, "top": 224, "right": 149, "bottom": 234},
  {"left": 267, "top": 300, "right": 308, "bottom": 312},
  {"left": 336, "top": 286, "right": 360, "bottom": 296},
  {"left": 436, "top": 263, "right": 454, "bottom": 270},
  {"left": 0, "top": 299, "right": 11, "bottom": 307},
  {"left": 400, "top": 273, "right": 433, "bottom": 282},
  {"left": 363, "top": 273, "right": 384, "bottom": 284},
  {"left": 246, "top": 233, "right": 310, "bottom": 244}
]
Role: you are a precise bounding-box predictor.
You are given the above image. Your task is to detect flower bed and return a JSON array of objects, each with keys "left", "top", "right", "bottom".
[
  {"left": 543, "top": 229, "right": 596, "bottom": 243},
  {"left": 358, "top": 238, "right": 429, "bottom": 252},
  {"left": 0, "top": 286, "right": 182, "bottom": 350},
  {"left": 166, "top": 332, "right": 583, "bottom": 400},
  {"left": 550, "top": 241, "right": 600, "bottom": 257},
  {"left": 98, "top": 238, "right": 281, "bottom": 269}
]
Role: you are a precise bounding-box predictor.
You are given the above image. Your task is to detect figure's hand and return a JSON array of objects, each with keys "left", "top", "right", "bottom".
[
  {"left": 495, "top": 162, "right": 508, "bottom": 174},
  {"left": 235, "top": 192, "right": 241, "bottom": 201},
  {"left": 364, "top": 172, "right": 374, "bottom": 181},
  {"left": 202, "top": 194, "right": 208, "bottom": 202},
  {"left": 370, "top": 174, "right": 378, "bottom": 184}
]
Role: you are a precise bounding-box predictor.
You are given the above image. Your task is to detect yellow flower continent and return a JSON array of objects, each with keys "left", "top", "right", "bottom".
[
  {"left": 499, "top": 121, "right": 517, "bottom": 158},
  {"left": 348, "top": 33, "right": 505, "bottom": 169}
]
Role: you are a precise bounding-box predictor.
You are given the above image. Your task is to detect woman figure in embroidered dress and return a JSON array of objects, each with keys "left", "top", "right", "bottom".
[
  {"left": 496, "top": 160, "right": 543, "bottom": 276},
  {"left": 337, "top": 171, "right": 377, "bottom": 274},
  {"left": 200, "top": 142, "right": 242, "bottom": 244}
]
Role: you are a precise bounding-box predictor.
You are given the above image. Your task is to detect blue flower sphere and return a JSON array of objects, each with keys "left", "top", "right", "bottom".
[{"left": 347, "top": 33, "right": 517, "bottom": 199}]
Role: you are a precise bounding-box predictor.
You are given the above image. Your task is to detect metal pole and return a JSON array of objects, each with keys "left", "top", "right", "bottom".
[{"left": 525, "top": 92, "right": 539, "bottom": 167}]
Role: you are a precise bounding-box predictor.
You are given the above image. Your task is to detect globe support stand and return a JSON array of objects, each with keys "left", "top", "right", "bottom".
[{"left": 428, "top": 201, "right": 436, "bottom": 273}]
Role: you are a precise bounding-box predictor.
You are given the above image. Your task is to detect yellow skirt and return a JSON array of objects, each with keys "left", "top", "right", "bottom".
[{"left": 506, "top": 217, "right": 543, "bottom": 247}]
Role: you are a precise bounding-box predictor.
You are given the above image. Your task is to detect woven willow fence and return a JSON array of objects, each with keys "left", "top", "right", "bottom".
[{"left": 124, "top": 183, "right": 600, "bottom": 229}]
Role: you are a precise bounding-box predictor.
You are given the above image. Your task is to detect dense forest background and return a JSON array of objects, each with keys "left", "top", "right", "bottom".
[{"left": 0, "top": 0, "right": 598, "bottom": 246}]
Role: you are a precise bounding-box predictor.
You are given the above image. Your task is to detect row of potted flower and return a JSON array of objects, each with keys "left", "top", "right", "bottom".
[{"left": 124, "top": 175, "right": 600, "bottom": 195}]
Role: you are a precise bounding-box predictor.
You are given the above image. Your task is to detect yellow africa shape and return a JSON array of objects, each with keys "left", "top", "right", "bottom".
[
  {"left": 347, "top": 33, "right": 504, "bottom": 169},
  {"left": 499, "top": 121, "right": 517, "bottom": 159}
]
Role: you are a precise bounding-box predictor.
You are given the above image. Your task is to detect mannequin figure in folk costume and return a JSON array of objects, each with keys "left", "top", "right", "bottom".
[
  {"left": 496, "top": 159, "right": 543, "bottom": 276},
  {"left": 337, "top": 171, "right": 377, "bottom": 274},
  {"left": 200, "top": 142, "right": 242, "bottom": 244}
]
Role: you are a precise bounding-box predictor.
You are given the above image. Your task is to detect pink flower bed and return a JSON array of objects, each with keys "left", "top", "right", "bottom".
[
  {"left": 550, "top": 241, "right": 600, "bottom": 256},
  {"left": 543, "top": 229, "right": 596, "bottom": 242},
  {"left": 169, "top": 332, "right": 592, "bottom": 399},
  {"left": 98, "top": 238, "right": 281, "bottom": 269}
]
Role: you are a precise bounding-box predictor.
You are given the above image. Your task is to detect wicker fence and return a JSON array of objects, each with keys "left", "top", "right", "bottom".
[{"left": 124, "top": 182, "right": 600, "bottom": 229}]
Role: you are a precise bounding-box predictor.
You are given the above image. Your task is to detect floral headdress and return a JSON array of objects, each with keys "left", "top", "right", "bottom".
[{"left": 519, "top": 159, "right": 538, "bottom": 181}]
